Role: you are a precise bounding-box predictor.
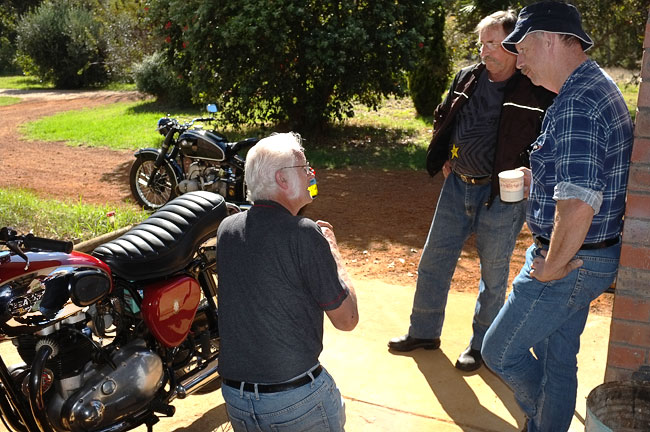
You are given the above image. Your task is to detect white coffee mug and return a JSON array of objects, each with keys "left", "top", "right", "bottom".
[{"left": 498, "top": 170, "right": 524, "bottom": 202}]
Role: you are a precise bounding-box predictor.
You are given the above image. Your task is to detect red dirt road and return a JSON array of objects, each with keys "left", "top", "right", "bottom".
[{"left": 0, "top": 89, "right": 612, "bottom": 314}]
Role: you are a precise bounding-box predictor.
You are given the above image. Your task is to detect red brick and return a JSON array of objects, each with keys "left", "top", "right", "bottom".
[
  {"left": 612, "top": 294, "right": 650, "bottom": 322},
  {"left": 605, "top": 365, "right": 639, "bottom": 382},
  {"left": 623, "top": 218, "right": 650, "bottom": 245},
  {"left": 609, "top": 319, "right": 650, "bottom": 347},
  {"left": 631, "top": 138, "right": 650, "bottom": 163},
  {"left": 606, "top": 344, "right": 647, "bottom": 369},
  {"left": 639, "top": 82, "right": 650, "bottom": 109},
  {"left": 636, "top": 108, "right": 650, "bottom": 138},
  {"left": 627, "top": 165, "right": 650, "bottom": 192},
  {"left": 615, "top": 267, "right": 650, "bottom": 298},
  {"left": 625, "top": 193, "right": 650, "bottom": 219},
  {"left": 620, "top": 244, "right": 650, "bottom": 270}
]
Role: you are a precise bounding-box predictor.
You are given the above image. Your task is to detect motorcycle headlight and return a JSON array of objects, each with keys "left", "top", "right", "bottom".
[
  {"left": 68, "top": 269, "right": 111, "bottom": 307},
  {"left": 157, "top": 117, "right": 173, "bottom": 136}
]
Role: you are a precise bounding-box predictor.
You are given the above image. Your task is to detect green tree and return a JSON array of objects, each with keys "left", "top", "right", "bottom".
[
  {"left": 408, "top": 1, "right": 451, "bottom": 117},
  {"left": 0, "top": 0, "right": 41, "bottom": 74},
  {"left": 16, "top": 0, "right": 109, "bottom": 88},
  {"left": 98, "top": 0, "right": 156, "bottom": 82},
  {"left": 11, "top": 0, "right": 151, "bottom": 84},
  {"left": 146, "top": 0, "right": 442, "bottom": 131},
  {"left": 572, "top": 0, "right": 646, "bottom": 69},
  {"left": 447, "top": 0, "right": 646, "bottom": 70}
]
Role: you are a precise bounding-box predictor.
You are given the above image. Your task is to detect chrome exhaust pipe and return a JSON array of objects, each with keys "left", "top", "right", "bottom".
[{"left": 171, "top": 356, "right": 220, "bottom": 400}]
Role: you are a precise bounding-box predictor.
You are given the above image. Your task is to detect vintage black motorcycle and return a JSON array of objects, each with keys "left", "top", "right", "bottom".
[
  {"left": 0, "top": 191, "right": 229, "bottom": 432},
  {"left": 129, "top": 104, "right": 259, "bottom": 210}
]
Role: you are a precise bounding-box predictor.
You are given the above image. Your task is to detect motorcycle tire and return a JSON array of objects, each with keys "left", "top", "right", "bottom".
[{"left": 129, "top": 154, "right": 178, "bottom": 210}]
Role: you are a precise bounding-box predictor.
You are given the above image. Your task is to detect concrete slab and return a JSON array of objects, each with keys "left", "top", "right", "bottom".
[
  {"left": 320, "top": 278, "right": 611, "bottom": 431},
  {"left": 0, "top": 276, "right": 610, "bottom": 431}
]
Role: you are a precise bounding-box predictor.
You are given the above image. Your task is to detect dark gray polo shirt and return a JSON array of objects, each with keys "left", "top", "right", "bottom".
[{"left": 216, "top": 200, "right": 349, "bottom": 383}]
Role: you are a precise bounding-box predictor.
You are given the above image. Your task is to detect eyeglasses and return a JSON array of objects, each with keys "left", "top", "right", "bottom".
[
  {"left": 279, "top": 161, "right": 312, "bottom": 176},
  {"left": 477, "top": 41, "right": 502, "bottom": 51}
]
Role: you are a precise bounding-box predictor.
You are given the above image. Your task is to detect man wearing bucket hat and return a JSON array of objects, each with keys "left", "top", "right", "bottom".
[{"left": 481, "top": 2, "right": 634, "bottom": 431}]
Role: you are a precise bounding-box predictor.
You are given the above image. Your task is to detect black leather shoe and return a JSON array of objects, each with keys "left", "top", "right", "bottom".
[
  {"left": 388, "top": 334, "right": 440, "bottom": 352},
  {"left": 455, "top": 346, "right": 483, "bottom": 371}
]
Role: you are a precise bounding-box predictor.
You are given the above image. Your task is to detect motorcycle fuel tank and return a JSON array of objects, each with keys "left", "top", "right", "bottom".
[
  {"left": 141, "top": 275, "right": 201, "bottom": 348},
  {"left": 179, "top": 129, "right": 227, "bottom": 162}
]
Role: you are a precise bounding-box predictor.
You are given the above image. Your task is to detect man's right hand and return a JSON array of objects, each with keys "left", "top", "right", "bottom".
[
  {"left": 442, "top": 160, "right": 452, "bottom": 178},
  {"left": 517, "top": 167, "right": 532, "bottom": 199}
]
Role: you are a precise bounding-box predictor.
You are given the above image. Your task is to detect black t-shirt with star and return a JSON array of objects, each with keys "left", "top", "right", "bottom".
[{"left": 450, "top": 69, "right": 507, "bottom": 177}]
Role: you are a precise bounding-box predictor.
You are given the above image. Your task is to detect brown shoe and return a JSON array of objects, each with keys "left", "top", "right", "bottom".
[
  {"left": 388, "top": 334, "right": 440, "bottom": 352},
  {"left": 455, "top": 346, "right": 483, "bottom": 371}
]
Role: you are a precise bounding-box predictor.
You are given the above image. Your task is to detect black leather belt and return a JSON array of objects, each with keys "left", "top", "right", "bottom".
[
  {"left": 454, "top": 171, "right": 491, "bottom": 185},
  {"left": 534, "top": 236, "right": 620, "bottom": 250},
  {"left": 223, "top": 365, "right": 323, "bottom": 393}
]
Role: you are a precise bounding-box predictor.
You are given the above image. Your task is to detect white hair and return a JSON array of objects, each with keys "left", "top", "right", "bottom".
[{"left": 245, "top": 132, "right": 304, "bottom": 202}]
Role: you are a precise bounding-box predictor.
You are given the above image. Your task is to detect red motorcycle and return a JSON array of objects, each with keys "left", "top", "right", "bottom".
[{"left": 0, "top": 191, "right": 227, "bottom": 432}]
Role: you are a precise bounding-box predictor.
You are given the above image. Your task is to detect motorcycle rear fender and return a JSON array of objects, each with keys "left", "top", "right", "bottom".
[{"left": 133, "top": 148, "right": 183, "bottom": 180}]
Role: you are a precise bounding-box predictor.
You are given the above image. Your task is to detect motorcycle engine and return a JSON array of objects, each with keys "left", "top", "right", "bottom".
[
  {"left": 56, "top": 339, "right": 164, "bottom": 432},
  {"left": 177, "top": 161, "right": 230, "bottom": 197},
  {"left": 11, "top": 305, "right": 164, "bottom": 431}
]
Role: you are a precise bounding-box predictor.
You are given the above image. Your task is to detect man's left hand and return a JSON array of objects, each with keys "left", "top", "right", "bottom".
[{"left": 530, "top": 249, "right": 583, "bottom": 282}]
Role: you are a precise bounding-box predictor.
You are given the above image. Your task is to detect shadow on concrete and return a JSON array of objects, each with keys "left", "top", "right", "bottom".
[
  {"left": 391, "top": 348, "right": 525, "bottom": 431},
  {"left": 171, "top": 403, "right": 230, "bottom": 431}
]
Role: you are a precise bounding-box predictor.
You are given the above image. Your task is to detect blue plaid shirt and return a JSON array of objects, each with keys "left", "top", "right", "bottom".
[{"left": 527, "top": 60, "right": 633, "bottom": 243}]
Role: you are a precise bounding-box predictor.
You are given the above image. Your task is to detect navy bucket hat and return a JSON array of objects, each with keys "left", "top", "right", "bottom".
[{"left": 502, "top": 1, "right": 593, "bottom": 54}]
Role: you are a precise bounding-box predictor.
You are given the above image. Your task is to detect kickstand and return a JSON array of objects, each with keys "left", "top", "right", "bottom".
[{"left": 145, "top": 416, "right": 159, "bottom": 432}]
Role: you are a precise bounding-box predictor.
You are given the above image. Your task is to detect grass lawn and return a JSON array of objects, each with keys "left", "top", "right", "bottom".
[
  {"left": 0, "top": 96, "right": 21, "bottom": 106},
  {"left": 0, "top": 75, "right": 135, "bottom": 91},
  {"left": 19, "top": 97, "right": 432, "bottom": 169},
  {"left": 0, "top": 75, "right": 54, "bottom": 90},
  {"left": 0, "top": 188, "right": 149, "bottom": 242}
]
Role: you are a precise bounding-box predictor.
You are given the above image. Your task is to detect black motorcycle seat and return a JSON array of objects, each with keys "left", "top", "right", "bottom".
[
  {"left": 227, "top": 137, "right": 259, "bottom": 157},
  {"left": 92, "top": 191, "right": 227, "bottom": 282}
]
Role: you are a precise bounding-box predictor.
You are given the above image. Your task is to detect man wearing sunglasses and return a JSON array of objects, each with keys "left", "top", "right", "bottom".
[{"left": 216, "top": 132, "right": 358, "bottom": 431}]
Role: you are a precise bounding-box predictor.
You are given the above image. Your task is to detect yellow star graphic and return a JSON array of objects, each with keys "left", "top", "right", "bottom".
[{"left": 450, "top": 144, "right": 459, "bottom": 159}]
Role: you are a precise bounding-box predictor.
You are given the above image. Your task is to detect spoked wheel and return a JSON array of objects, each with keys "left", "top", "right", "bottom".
[{"left": 129, "top": 154, "right": 177, "bottom": 210}]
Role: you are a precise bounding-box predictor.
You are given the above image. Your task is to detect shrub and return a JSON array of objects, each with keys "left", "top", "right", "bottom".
[
  {"left": 133, "top": 51, "right": 192, "bottom": 106},
  {"left": 146, "top": 0, "right": 441, "bottom": 132},
  {"left": 408, "top": 3, "right": 450, "bottom": 117},
  {"left": 15, "top": 0, "right": 109, "bottom": 88}
]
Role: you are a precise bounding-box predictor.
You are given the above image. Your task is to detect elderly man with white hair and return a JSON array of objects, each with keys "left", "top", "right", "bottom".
[{"left": 216, "top": 132, "right": 358, "bottom": 432}]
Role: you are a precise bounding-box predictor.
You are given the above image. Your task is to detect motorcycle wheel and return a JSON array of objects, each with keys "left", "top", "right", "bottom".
[{"left": 129, "top": 154, "right": 178, "bottom": 210}]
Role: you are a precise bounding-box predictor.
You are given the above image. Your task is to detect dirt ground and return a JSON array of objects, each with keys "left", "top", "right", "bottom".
[{"left": 0, "top": 89, "right": 613, "bottom": 317}]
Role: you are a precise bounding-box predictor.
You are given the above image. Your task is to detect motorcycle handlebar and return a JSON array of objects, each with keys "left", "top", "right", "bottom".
[
  {"left": 0, "top": 228, "right": 73, "bottom": 253},
  {"left": 23, "top": 234, "right": 74, "bottom": 253}
]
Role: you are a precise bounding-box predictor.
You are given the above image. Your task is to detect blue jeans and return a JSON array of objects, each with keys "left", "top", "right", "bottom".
[
  {"left": 482, "top": 242, "right": 620, "bottom": 432},
  {"left": 221, "top": 367, "right": 346, "bottom": 431},
  {"left": 409, "top": 172, "right": 526, "bottom": 351}
]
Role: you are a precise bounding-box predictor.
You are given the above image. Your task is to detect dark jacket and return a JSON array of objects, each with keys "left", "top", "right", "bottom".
[{"left": 426, "top": 63, "right": 555, "bottom": 206}]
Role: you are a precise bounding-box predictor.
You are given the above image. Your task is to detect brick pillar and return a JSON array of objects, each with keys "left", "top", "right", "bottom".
[{"left": 604, "top": 8, "right": 650, "bottom": 382}]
